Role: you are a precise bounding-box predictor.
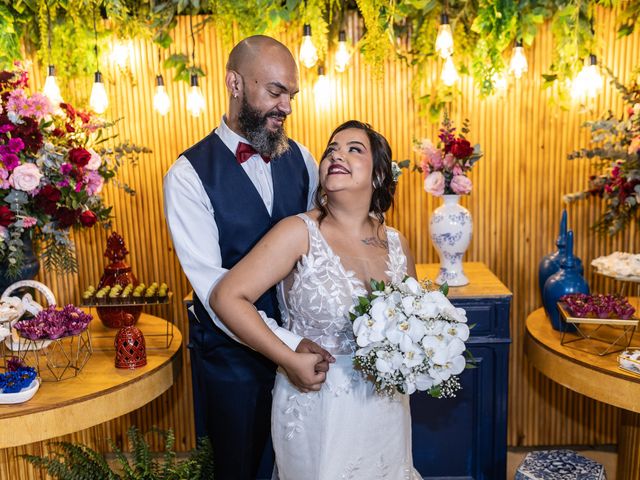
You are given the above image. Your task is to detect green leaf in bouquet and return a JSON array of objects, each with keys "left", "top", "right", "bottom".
[
  {"left": 428, "top": 385, "right": 442, "bottom": 398},
  {"left": 369, "top": 279, "right": 385, "bottom": 292},
  {"left": 439, "top": 282, "right": 449, "bottom": 296},
  {"left": 358, "top": 296, "right": 370, "bottom": 308},
  {"left": 464, "top": 349, "right": 478, "bottom": 369}
]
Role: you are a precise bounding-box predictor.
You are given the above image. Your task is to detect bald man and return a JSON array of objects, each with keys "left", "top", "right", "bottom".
[{"left": 164, "top": 36, "right": 332, "bottom": 479}]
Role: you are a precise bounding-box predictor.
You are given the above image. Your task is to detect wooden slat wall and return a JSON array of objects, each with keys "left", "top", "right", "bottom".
[{"left": 2, "top": 6, "right": 639, "bottom": 477}]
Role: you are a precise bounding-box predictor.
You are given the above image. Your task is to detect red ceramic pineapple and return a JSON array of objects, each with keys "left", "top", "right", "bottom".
[{"left": 96, "top": 232, "right": 142, "bottom": 328}]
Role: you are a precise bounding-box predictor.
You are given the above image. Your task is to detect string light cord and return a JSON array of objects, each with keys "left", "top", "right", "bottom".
[{"left": 93, "top": 5, "right": 99, "bottom": 73}]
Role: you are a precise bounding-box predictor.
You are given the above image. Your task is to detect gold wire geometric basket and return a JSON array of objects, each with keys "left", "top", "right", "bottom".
[{"left": 1, "top": 280, "right": 92, "bottom": 381}]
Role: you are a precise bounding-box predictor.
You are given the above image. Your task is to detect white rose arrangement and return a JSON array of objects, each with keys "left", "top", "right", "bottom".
[{"left": 350, "top": 277, "right": 472, "bottom": 398}]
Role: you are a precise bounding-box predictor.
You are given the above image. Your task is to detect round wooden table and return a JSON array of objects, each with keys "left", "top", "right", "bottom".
[
  {"left": 525, "top": 307, "right": 640, "bottom": 480},
  {"left": 0, "top": 312, "right": 182, "bottom": 448}
]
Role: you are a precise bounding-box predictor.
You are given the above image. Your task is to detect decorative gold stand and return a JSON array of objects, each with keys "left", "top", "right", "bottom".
[{"left": 558, "top": 303, "right": 638, "bottom": 356}]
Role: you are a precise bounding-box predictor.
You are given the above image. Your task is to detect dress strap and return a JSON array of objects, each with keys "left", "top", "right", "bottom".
[
  {"left": 385, "top": 228, "right": 408, "bottom": 284},
  {"left": 296, "top": 213, "right": 326, "bottom": 256}
]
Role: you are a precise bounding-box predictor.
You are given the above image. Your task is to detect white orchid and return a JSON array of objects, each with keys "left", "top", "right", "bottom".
[
  {"left": 441, "top": 305, "right": 468, "bottom": 323},
  {"left": 402, "top": 342, "right": 425, "bottom": 368},
  {"left": 353, "top": 313, "right": 386, "bottom": 347},
  {"left": 375, "top": 349, "right": 403, "bottom": 373},
  {"left": 421, "top": 335, "right": 448, "bottom": 364},
  {"left": 423, "top": 318, "right": 446, "bottom": 336},
  {"left": 386, "top": 315, "right": 427, "bottom": 351},
  {"left": 399, "top": 276, "right": 422, "bottom": 295},
  {"left": 443, "top": 322, "right": 470, "bottom": 341}
]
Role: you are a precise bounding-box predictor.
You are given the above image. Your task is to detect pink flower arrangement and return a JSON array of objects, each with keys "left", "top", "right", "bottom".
[
  {"left": 0, "top": 64, "right": 150, "bottom": 276},
  {"left": 416, "top": 113, "right": 482, "bottom": 197}
]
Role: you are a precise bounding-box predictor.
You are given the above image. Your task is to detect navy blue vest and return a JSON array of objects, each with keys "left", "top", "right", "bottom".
[{"left": 184, "top": 131, "right": 309, "bottom": 331}]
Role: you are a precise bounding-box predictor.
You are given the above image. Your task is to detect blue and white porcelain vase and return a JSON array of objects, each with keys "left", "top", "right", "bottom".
[
  {"left": 542, "top": 230, "right": 590, "bottom": 332},
  {"left": 429, "top": 194, "right": 472, "bottom": 286},
  {"left": 538, "top": 209, "right": 583, "bottom": 302}
]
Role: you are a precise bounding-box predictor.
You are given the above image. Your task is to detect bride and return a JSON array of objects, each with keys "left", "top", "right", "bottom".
[{"left": 211, "top": 120, "right": 422, "bottom": 479}]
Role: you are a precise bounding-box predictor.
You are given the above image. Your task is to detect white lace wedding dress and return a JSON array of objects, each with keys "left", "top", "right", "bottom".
[{"left": 272, "top": 214, "right": 422, "bottom": 480}]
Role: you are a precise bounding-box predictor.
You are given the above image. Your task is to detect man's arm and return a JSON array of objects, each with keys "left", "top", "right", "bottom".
[{"left": 163, "top": 156, "right": 303, "bottom": 350}]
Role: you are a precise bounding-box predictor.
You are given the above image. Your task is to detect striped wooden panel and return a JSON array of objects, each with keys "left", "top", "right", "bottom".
[{"left": 2, "top": 5, "right": 639, "bottom": 477}]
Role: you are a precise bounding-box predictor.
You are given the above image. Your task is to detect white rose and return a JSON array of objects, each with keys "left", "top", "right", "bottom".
[{"left": 9, "top": 163, "right": 43, "bottom": 192}]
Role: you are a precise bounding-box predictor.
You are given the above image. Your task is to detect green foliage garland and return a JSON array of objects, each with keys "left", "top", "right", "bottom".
[{"left": 1, "top": 0, "right": 639, "bottom": 117}]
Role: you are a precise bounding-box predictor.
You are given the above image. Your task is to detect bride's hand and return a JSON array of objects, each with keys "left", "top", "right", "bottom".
[{"left": 282, "top": 352, "right": 327, "bottom": 393}]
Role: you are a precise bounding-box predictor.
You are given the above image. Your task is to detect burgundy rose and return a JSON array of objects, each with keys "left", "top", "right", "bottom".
[
  {"left": 68, "top": 148, "right": 91, "bottom": 167},
  {"left": 54, "top": 207, "right": 80, "bottom": 228},
  {"left": 38, "top": 184, "right": 62, "bottom": 203},
  {"left": 36, "top": 184, "right": 62, "bottom": 215},
  {"left": 79, "top": 210, "right": 98, "bottom": 227},
  {"left": 12, "top": 119, "right": 43, "bottom": 154},
  {"left": 450, "top": 139, "right": 474, "bottom": 159},
  {"left": 0, "top": 205, "right": 15, "bottom": 227},
  {"left": 0, "top": 71, "right": 13, "bottom": 84}
]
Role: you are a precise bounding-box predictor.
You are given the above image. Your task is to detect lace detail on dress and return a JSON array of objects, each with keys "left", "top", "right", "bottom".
[
  {"left": 385, "top": 229, "right": 407, "bottom": 284},
  {"left": 281, "top": 391, "right": 319, "bottom": 441},
  {"left": 281, "top": 214, "right": 408, "bottom": 356}
]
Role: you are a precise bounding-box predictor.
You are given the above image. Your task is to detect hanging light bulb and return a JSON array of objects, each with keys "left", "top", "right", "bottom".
[
  {"left": 334, "top": 30, "right": 350, "bottom": 73},
  {"left": 111, "top": 40, "right": 132, "bottom": 69},
  {"left": 89, "top": 71, "right": 108, "bottom": 114},
  {"left": 43, "top": 65, "right": 63, "bottom": 107},
  {"left": 441, "top": 56, "right": 460, "bottom": 86},
  {"left": 509, "top": 40, "right": 528, "bottom": 79},
  {"left": 571, "top": 54, "right": 603, "bottom": 103},
  {"left": 89, "top": 6, "right": 108, "bottom": 114},
  {"left": 435, "top": 13, "right": 454, "bottom": 59},
  {"left": 299, "top": 24, "right": 318, "bottom": 69},
  {"left": 153, "top": 75, "right": 170, "bottom": 116},
  {"left": 314, "top": 66, "right": 330, "bottom": 109},
  {"left": 186, "top": 74, "right": 206, "bottom": 117}
]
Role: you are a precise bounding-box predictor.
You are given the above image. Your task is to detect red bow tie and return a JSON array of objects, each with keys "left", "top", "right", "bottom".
[{"left": 235, "top": 142, "right": 270, "bottom": 164}]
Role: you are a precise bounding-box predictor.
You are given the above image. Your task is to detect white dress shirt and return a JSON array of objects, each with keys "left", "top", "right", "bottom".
[{"left": 163, "top": 116, "right": 318, "bottom": 350}]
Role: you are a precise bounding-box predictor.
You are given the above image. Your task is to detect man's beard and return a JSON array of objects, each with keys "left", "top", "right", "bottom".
[{"left": 238, "top": 96, "right": 290, "bottom": 159}]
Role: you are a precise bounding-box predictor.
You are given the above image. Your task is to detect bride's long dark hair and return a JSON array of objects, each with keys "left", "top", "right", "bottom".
[{"left": 314, "top": 120, "right": 396, "bottom": 225}]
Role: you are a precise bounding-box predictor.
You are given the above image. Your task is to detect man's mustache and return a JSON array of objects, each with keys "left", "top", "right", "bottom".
[{"left": 266, "top": 111, "right": 287, "bottom": 121}]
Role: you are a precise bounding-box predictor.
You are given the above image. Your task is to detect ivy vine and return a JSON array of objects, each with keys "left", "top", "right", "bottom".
[{"left": 1, "top": 0, "right": 638, "bottom": 119}]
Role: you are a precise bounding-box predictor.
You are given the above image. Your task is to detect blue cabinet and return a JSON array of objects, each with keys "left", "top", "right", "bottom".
[{"left": 413, "top": 263, "right": 512, "bottom": 480}]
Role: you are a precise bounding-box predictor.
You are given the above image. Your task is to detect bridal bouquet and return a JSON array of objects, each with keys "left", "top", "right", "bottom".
[{"left": 349, "top": 277, "right": 470, "bottom": 398}]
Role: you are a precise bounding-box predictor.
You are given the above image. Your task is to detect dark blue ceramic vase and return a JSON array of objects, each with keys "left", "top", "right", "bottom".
[
  {"left": 538, "top": 209, "right": 584, "bottom": 301},
  {"left": 0, "top": 235, "right": 40, "bottom": 295},
  {"left": 542, "top": 231, "right": 590, "bottom": 332}
]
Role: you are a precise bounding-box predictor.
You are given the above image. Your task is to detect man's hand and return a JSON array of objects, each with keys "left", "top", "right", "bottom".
[
  {"left": 282, "top": 353, "right": 327, "bottom": 393},
  {"left": 296, "top": 338, "right": 335, "bottom": 373}
]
